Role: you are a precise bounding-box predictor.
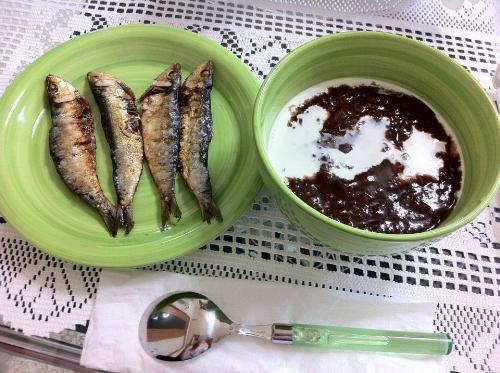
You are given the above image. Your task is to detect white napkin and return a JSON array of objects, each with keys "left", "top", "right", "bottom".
[{"left": 81, "top": 270, "right": 446, "bottom": 373}]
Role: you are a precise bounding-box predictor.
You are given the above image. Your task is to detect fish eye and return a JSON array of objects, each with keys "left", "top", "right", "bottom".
[{"left": 47, "top": 83, "right": 58, "bottom": 95}]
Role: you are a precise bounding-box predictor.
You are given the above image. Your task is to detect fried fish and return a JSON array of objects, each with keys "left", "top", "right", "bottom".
[
  {"left": 46, "top": 74, "right": 117, "bottom": 237},
  {"left": 179, "top": 61, "right": 222, "bottom": 223},
  {"left": 140, "top": 63, "right": 182, "bottom": 228},
  {"left": 87, "top": 72, "right": 143, "bottom": 234}
]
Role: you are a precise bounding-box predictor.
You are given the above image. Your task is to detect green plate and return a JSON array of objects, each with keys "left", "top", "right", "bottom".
[{"left": 0, "top": 25, "right": 261, "bottom": 267}]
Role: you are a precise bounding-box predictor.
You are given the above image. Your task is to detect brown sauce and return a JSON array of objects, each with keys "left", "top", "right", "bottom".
[{"left": 287, "top": 84, "right": 462, "bottom": 234}]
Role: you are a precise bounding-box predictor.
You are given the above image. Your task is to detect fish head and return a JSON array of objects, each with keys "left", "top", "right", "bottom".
[
  {"left": 87, "top": 71, "right": 116, "bottom": 89},
  {"left": 185, "top": 61, "right": 213, "bottom": 90},
  {"left": 46, "top": 75, "right": 78, "bottom": 103},
  {"left": 87, "top": 71, "right": 135, "bottom": 100},
  {"left": 153, "top": 63, "right": 181, "bottom": 89}
]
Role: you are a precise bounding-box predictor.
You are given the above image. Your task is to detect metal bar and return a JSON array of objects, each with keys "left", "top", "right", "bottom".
[{"left": 0, "top": 326, "right": 102, "bottom": 373}]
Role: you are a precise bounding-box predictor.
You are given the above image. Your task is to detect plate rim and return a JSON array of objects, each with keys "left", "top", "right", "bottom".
[{"left": 0, "top": 24, "right": 262, "bottom": 267}]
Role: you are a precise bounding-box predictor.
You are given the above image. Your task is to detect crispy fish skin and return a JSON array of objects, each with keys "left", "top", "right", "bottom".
[
  {"left": 179, "top": 61, "right": 222, "bottom": 223},
  {"left": 46, "top": 75, "right": 117, "bottom": 237},
  {"left": 140, "top": 64, "right": 182, "bottom": 229},
  {"left": 87, "top": 72, "right": 143, "bottom": 234}
]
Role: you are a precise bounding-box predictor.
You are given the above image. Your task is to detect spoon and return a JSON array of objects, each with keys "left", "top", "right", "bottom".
[{"left": 141, "top": 292, "right": 452, "bottom": 361}]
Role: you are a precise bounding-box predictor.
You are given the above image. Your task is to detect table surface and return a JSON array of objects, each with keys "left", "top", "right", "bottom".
[{"left": 0, "top": 1, "right": 499, "bottom": 372}]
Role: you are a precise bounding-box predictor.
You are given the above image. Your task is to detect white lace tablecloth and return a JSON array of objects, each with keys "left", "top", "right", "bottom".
[{"left": 0, "top": 1, "right": 499, "bottom": 372}]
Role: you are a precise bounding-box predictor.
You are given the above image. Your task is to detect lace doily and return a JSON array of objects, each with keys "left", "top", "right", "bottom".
[{"left": 0, "top": 1, "right": 499, "bottom": 372}]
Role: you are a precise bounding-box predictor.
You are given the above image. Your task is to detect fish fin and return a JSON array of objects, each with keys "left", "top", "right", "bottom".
[
  {"left": 139, "top": 85, "right": 162, "bottom": 102},
  {"left": 160, "top": 197, "right": 182, "bottom": 230},
  {"left": 99, "top": 203, "right": 118, "bottom": 237},
  {"left": 117, "top": 80, "right": 136, "bottom": 100},
  {"left": 140, "top": 63, "right": 181, "bottom": 102},
  {"left": 200, "top": 199, "right": 223, "bottom": 224},
  {"left": 117, "top": 204, "right": 134, "bottom": 235}
]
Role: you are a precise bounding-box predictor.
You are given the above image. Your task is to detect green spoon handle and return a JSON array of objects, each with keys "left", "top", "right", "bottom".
[{"left": 272, "top": 323, "right": 452, "bottom": 355}]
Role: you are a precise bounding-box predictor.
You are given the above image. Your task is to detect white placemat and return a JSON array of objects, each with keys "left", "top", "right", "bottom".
[{"left": 81, "top": 270, "right": 444, "bottom": 373}]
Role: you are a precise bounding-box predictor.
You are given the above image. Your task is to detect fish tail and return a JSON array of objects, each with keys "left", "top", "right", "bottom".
[
  {"left": 99, "top": 202, "right": 118, "bottom": 237},
  {"left": 200, "top": 198, "right": 223, "bottom": 224},
  {"left": 117, "top": 204, "right": 134, "bottom": 235},
  {"left": 160, "top": 197, "right": 182, "bottom": 230}
]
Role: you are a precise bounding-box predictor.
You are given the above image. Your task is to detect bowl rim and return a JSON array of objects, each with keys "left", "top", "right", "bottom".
[{"left": 253, "top": 31, "right": 500, "bottom": 242}]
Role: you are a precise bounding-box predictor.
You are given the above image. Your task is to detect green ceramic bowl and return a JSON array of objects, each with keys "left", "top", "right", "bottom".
[{"left": 254, "top": 32, "right": 500, "bottom": 255}]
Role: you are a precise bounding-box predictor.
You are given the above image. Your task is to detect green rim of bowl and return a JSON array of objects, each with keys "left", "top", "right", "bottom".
[
  {"left": 254, "top": 31, "right": 500, "bottom": 243},
  {"left": 0, "top": 24, "right": 262, "bottom": 267}
]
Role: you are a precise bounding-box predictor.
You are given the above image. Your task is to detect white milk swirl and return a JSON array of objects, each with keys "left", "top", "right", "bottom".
[{"left": 268, "top": 78, "right": 462, "bottom": 185}]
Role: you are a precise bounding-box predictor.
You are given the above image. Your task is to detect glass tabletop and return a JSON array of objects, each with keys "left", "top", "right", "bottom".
[{"left": 0, "top": 325, "right": 89, "bottom": 372}]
